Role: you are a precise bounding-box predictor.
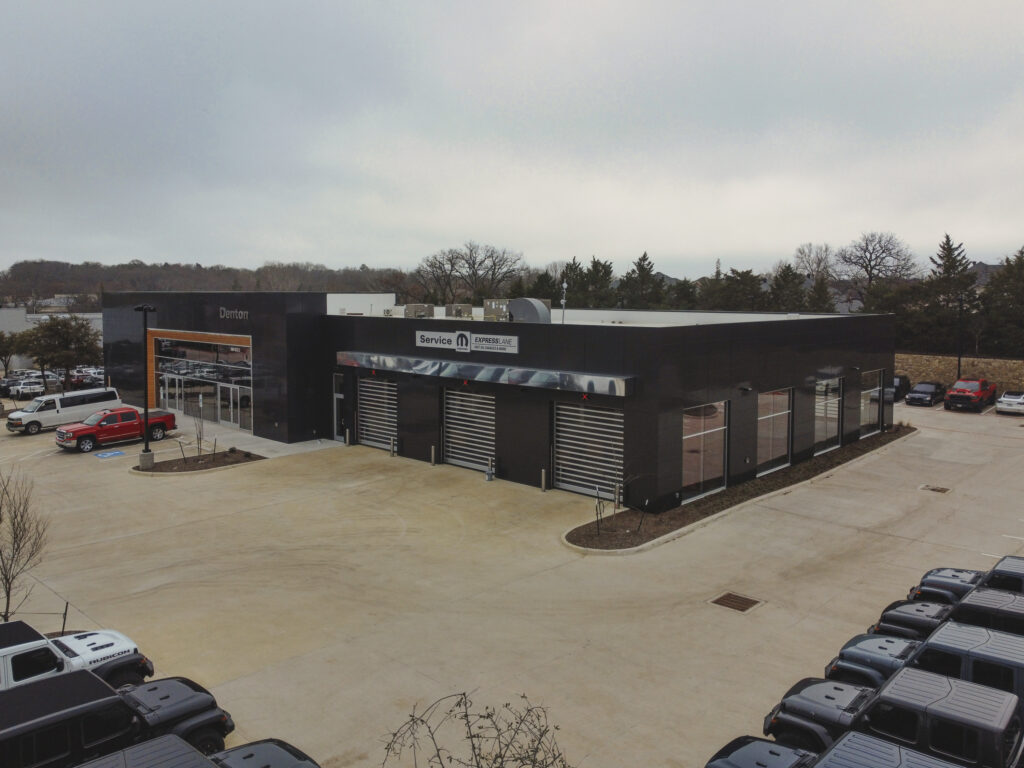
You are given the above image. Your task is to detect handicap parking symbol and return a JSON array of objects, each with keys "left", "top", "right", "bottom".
[{"left": 94, "top": 450, "right": 125, "bottom": 459}]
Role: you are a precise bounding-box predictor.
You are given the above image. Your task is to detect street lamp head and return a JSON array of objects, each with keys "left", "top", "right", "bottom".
[{"left": 134, "top": 304, "right": 156, "bottom": 313}]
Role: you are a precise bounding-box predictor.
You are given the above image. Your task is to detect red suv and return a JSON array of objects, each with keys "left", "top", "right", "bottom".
[{"left": 944, "top": 377, "right": 997, "bottom": 412}]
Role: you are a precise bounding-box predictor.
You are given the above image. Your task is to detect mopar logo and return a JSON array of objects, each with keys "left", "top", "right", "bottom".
[{"left": 456, "top": 332, "right": 470, "bottom": 350}]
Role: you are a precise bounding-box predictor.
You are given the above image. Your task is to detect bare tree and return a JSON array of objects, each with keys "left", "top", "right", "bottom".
[
  {"left": 455, "top": 242, "right": 523, "bottom": 301},
  {"left": 413, "top": 250, "right": 463, "bottom": 304},
  {"left": 793, "top": 243, "right": 835, "bottom": 281},
  {"left": 0, "top": 468, "right": 49, "bottom": 622},
  {"left": 835, "top": 232, "right": 919, "bottom": 303},
  {"left": 383, "top": 693, "right": 572, "bottom": 768}
]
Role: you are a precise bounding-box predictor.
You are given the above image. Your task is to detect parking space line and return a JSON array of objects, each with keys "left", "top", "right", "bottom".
[
  {"left": 983, "top": 552, "right": 1005, "bottom": 558},
  {"left": 1003, "top": 535, "right": 1024, "bottom": 541}
]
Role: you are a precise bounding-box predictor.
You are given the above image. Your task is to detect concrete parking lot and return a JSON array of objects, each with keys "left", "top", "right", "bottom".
[{"left": 4, "top": 400, "right": 1024, "bottom": 767}]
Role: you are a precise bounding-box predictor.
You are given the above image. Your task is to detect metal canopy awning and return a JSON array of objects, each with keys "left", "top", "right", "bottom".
[{"left": 337, "top": 351, "right": 634, "bottom": 397}]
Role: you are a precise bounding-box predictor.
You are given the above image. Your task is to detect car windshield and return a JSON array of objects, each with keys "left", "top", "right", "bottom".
[
  {"left": 913, "top": 384, "right": 937, "bottom": 392},
  {"left": 82, "top": 412, "right": 107, "bottom": 426},
  {"left": 1004, "top": 391, "right": 1024, "bottom": 398},
  {"left": 954, "top": 381, "right": 980, "bottom": 391},
  {"left": 22, "top": 398, "right": 45, "bottom": 413}
]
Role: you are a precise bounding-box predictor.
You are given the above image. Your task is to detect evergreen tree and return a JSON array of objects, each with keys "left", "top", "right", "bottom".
[
  {"left": 769, "top": 264, "right": 807, "bottom": 311},
  {"left": 557, "top": 257, "right": 587, "bottom": 308},
  {"left": 616, "top": 252, "right": 665, "bottom": 309},
  {"left": 585, "top": 257, "right": 616, "bottom": 308},
  {"left": 668, "top": 278, "right": 698, "bottom": 309},
  {"left": 528, "top": 271, "right": 561, "bottom": 302},
  {"left": 923, "top": 234, "right": 977, "bottom": 355},
  {"left": 981, "top": 246, "right": 1024, "bottom": 357},
  {"left": 805, "top": 273, "right": 836, "bottom": 312}
]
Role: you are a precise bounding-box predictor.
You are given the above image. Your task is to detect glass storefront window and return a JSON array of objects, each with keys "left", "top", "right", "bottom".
[
  {"left": 155, "top": 336, "right": 252, "bottom": 432},
  {"left": 757, "top": 389, "right": 791, "bottom": 475},
  {"left": 814, "top": 376, "right": 843, "bottom": 454},
  {"left": 860, "top": 369, "right": 883, "bottom": 437},
  {"left": 682, "top": 401, "right": 728, "bottom": 502}
]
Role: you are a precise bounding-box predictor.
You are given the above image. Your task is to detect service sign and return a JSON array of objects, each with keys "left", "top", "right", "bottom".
[{"left": 415, "top": 331, "right": 518, "bottom": 355}]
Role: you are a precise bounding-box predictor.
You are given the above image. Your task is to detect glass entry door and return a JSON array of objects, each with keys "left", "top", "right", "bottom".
[
  {"left": 161, "top": 374, "right": 184, "bottom": 411},
  {"left": 218, "top": 384, "right": 241, "bottom": 427}
]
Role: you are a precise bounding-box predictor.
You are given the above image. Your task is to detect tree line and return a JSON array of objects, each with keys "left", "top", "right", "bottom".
[{"left": 2, "top": 232, "right": 1022, "bottom": 357}]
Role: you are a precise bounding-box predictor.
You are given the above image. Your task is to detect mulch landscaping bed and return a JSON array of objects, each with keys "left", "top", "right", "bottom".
[
  {"left": 565, "top": 425, "right": 916, "bottom": 551},
  {"left": 137, "top": 449, "right": 265, "bottom": 473}
]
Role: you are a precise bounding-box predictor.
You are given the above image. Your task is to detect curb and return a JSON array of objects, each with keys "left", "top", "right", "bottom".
[
  {"left": 560, "top": 427, "right": 920, "bottom": 556},
  {"left": 129, "top": 456, "right": 265, "bottom": 477}
]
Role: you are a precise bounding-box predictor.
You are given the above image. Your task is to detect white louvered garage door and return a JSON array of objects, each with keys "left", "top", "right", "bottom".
[
  {"left": 357, "top": 378, "right": 397, "bottom": 450},
  {"left": 554, "top": 402, "right": 624, "bottom": 498},
  {"left": 443, "top": 390, "right": 496, "bottom": 471}
]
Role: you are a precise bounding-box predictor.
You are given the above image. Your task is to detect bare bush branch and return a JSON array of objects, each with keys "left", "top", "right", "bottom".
[
  {"left": 383, "top": 693, "right": 571, "bottom": 768},
  {"left": 0, "top": 468, "right": 49, "bottom": 622}
]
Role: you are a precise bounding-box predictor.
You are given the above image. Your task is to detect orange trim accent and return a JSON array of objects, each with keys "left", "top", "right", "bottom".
[{"left": 146, "top": 328, "right": 252, "bottom": 409}]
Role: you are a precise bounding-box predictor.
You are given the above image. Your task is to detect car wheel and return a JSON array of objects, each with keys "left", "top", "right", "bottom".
[
  {"left": 150, "top": 424, "right": 166, "bottom": 441},
  {"left": 77, "top": 436, "right": 95, "bottom": 453},
  {"left": 944, "top": 402, "right": 951, "bottom": 410},
  {"left": 25, "top": 422, "right": 41, "bottom": 435},
  {"left": 104, "top": 669, "right": 144, "bottom": 688},
  {"left": 187, "top": 727, "right": 225, "bottom": 755}
]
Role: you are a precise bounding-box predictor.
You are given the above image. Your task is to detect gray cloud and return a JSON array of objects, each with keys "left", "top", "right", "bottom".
[{"left": 2, "top": 1, "right": 1022, "bottom": 278}]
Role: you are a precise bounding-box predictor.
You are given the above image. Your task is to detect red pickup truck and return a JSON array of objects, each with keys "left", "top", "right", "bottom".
[
  {"left": 56, "top": 407, "right": 177, "bottom": 453},
  {"left": 944, "top": 377, "right": 998, "bottom": 412}
]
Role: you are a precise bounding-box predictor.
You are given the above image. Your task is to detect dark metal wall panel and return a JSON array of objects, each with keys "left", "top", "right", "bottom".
[
  {"left": 395, "top": 377, "right": 441, "bottom": 462},
  {"left": 102, "top": 292, "right": 327, "bottom": 443}
]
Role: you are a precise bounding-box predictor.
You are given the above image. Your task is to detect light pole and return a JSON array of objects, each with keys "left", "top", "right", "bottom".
[
  {"left": 560, "top": 281, "right": 567, "bottom": 324},
  {"left": 134, "top": 304, "right": 156, "bottom": 456}
]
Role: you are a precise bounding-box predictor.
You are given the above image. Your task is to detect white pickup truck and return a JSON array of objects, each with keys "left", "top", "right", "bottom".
[{"left": 0, "top": 619, "right": 154, "bottom": 690}]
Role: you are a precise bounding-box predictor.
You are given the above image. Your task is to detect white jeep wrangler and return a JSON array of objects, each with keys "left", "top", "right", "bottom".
[{"left": 0, "top": 619, "right": 154, "bottom": 690}]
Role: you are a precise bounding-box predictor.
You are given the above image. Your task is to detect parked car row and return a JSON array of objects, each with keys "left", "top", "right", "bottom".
[
  {"left": 3, "top": 387, "right": 177, "bottom": 451},
  {"left": 0, "top": 619, "right": 319, "bottom": 768},
  {"left": 892, "top": 373, "right": 1021, "bottom": 415},
  {"left": 1, "top": 367, "right": 106, "bottom": 399},
  {"left": 705, "top": 556, "right": 1024, "bottom": 768}
]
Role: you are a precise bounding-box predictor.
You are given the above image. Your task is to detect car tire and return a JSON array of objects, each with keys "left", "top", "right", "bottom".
[
  {"left": 187, "top": 727, "right": 225, "bottom": 755},
  {"left": 25, "top": 422, "right": 41, "bottom": 435},
  {"left": 944, "top": 402, "right": 951, "bottom": 410},
  {"left": 150, "top": 424, "right": 166, "bottom": 441},
  {"left": 104, "top": 668, "right": 144, "bottom": 688},
  {"left": 77, "top": 436, "right": 96, "bottom": 453}
]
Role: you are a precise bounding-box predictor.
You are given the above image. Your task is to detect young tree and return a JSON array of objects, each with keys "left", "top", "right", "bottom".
[
  {"left": 617, "top": 252, "right": 665, "bottom": 309},
  {"left": 835, "top": 232, "right": 918, "bottom": 304},
  {"left": 383, "top": 693, "right": 572, "bottom": 768},
  {"left": 18, "top": 316, "right": 102, "bottom": 391},
  {"left": 0, "top": 468, "right": 48, "bottom": 622}
]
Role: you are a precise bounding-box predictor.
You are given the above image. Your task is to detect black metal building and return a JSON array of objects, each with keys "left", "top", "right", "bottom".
[{"left": 104, "top": 292, "right": 894, "bottom": 512}]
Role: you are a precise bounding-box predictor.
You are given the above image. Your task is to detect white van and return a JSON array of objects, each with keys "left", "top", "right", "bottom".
[{"left": 5, "top": 388, "right": 121, "bottom": 435}]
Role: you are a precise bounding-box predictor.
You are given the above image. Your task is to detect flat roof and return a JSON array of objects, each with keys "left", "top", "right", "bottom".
[
  {"left": 880, "top": 667, "right": 1017, "bottom": 729},
  {"left": 0, "top": 670, "right": 116, "bottom": 732},
  {"left": 77, "top": 735, "right": 211, "bottom": 768},
  {"left": 0, "top": 620, "right": 44, "bottom": 650}
]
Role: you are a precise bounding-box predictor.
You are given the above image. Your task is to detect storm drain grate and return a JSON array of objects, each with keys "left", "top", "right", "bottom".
[
  {"left": 711, "top": 592, "right": 761, "bottom": 612},
  {"left": 920, "top": 484, "right": 951, "bottom": 494}
]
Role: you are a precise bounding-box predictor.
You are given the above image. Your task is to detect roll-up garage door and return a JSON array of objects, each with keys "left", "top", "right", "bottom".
[
  {"left": 357, "top": 378, "right": 397, "bottom": 450},
  {"left": 554, "top": 403, "right": 624, "bottom": 498},
  {"left": 443, "top": 390, "right": 496, "bottom": 471}
]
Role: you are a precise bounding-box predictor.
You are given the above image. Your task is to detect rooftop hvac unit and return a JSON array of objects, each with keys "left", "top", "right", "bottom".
[
  {"left": 484, "top": 298, "right": 509, "bottom": 321},
  {"left": 445, "top": 303, "right": 472, "bottom": 318},
  {"left": 508, "top": 298, "right": 551, "bottom": 323},
  {"left": 404, "top": 303, "right": 431, "bottom": 319}
]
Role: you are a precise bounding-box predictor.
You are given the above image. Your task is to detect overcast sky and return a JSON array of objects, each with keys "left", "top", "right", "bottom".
[{"left": 2, "top": 2, "right": 1022, "bottom": 279}]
